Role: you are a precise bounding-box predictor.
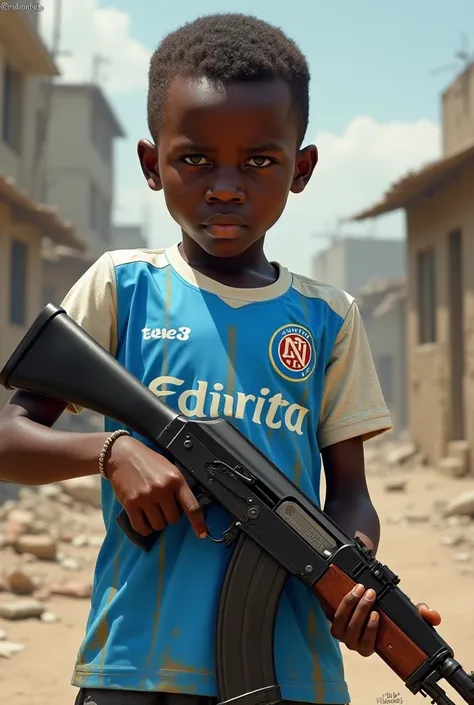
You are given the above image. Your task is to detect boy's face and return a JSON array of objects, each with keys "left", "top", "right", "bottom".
[{"left": 138, "top": 76, "right": 317, "bottom": 258}]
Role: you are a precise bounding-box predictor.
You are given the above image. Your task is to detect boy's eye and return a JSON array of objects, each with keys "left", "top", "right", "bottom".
[
  {"left": 181, "top": 155, "right": 273, "bottom": 168},
  {"left": 183, "top": 155, "right": 209, "bottom": 166},
  {"left": 247, "top": 156, "right": 272, "bottom": 168}
]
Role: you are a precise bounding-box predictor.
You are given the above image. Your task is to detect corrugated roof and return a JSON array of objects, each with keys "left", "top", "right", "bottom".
[
  {"left": 0, "top": 175, "right": 86, "bottom": 252},
  {"left": 357, "top": 277, "right": 406, "bottom": 321},
  {"left": 0, "top": 11, "right": 58, "bottom": 76},
  {"left": 41, "top": 240, "right": 93, "bottom": 263},
  {"left": 373, "top": 289, "right": 405, "bottom": 319},
  {"left": 347, "top": 141, "right": 474, "bottom": 221},
  {"left": 358, "top": 276, "right": 405, "bottom": 296}
]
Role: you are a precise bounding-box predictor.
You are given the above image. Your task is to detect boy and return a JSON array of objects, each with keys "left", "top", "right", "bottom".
[{"left": 0, "top": 12, "right": 440, "bottom": 705}]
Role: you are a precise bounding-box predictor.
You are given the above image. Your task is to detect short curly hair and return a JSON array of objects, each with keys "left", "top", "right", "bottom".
[{"left": 147, "top": 13, "right": 310, "bottom": 145}]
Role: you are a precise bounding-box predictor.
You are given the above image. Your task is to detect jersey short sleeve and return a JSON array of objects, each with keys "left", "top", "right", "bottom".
[
  {"left": 60, "top": 252, "right": 118, "bottom": 414},
  {"left": 317, "top": 299, "right": 392, "bottom": 449}
]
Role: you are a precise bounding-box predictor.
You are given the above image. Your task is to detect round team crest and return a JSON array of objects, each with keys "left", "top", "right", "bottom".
[{"left": 269, "top": 324, "right": 316, "bottom": 382}]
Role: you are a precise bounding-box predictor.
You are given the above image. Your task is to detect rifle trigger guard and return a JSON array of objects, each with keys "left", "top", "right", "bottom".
[{"left": 206, "top": 520, "right": 241, "bottom": 544}]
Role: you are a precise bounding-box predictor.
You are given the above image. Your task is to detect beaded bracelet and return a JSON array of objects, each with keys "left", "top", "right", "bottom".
[{"left": 98, "top": 429, "right": 130, "bottom": 479}]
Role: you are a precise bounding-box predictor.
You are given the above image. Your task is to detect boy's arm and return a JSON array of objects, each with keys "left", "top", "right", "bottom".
[
  {"left": 316, "top": 301, "right": 441, "bottom": 653},
  {"left": 0, "top": 392, "right": 114, "bottom": 484},
  {"left": 321, "top": 436, "right": 380, "bottom": 553},
  {"left": 0, "top": 253, "right": 117, "bottom": 485},
  {"left": 317, "top": 298, "right": 392, "bottom": 555}
]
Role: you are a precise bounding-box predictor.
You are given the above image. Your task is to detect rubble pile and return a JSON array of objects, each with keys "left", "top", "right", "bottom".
[
  {"left": 367, "top": 435, "right": 474, "bottom": 578},
  {"left": 0, "top": 477, "right": 104, "bottom": 660},
  {"left": 391, "top": 493, "right": 474, "bottom": 578},
  {"left": 364, "top": 432, "right": 426, "bottom": 482}
]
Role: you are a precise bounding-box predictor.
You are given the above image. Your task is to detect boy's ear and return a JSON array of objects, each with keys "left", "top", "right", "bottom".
[
  {"left": 290, "top": 144, "right": 318, "bottom": 194},
  {"left": 137, "top": 139, "right": 162, "bottom": 191}
]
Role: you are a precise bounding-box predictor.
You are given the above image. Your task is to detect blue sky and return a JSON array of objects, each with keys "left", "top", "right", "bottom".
[
  {"left": 40, "top": 0, "right": 474, "bottom": 274},
  {"left": 107, "top": 0, "right": 473, "bottom": 130}
]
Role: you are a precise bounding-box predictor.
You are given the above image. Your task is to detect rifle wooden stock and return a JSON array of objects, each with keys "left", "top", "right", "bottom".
[{"left": 314, "top": 565, "right": 427, "bottom": 680}]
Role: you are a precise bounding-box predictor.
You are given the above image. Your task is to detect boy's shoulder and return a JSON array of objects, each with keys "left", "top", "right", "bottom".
[
  {"left": 94, "top": 248, "right": 356, "bottom": 324},
  {"left": 104, "top": 247, "right": 169, "bottom": 270},
  {"left": 288, "top": 268, "right": 355, "bottom": 323}
]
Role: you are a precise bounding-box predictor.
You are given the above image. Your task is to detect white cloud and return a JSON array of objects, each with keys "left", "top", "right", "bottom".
[
  {"left": 39, "top": 0, "right": 150, "bottom": 92},
  {"left": 265, "top": 115, "right": 441, "bottom": 274},
  {"left": 116, "top": 116, "right": 442, "bottom": 276}
]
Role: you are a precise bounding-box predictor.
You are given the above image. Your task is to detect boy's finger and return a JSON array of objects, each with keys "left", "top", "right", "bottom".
[
  {"left": 417, "top": 603, "right": 441, "bottom": 625},
  {"left": 177, "top": 482, "right": 208, "bottom": 538},
  {"left": 144, "top": 503, "right": 166, "bottom": 532},
  {"left": 344, "top": 589, "right": 376, "bottom": 650},
  {"left": 358, "top": 612, "right": 379, "bottom": 657},
  {"left": 330, "top": 584, "right": 364, "bottom": 640},
  {"left": 159, "top": 495, "right": 182, "bottom": 525},
  {"left": 127, "top": 507, "right": 153, "bottom": 536}
]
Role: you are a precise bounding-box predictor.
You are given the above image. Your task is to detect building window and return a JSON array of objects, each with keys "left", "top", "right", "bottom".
[
  {"left": 100, "top": 194, "right": 111, "bottom": 243},
  {"left": 89, "top": 179, "right": 111, "bottom": 243},
  {"left": 2, "top": 64, "right": 22, "bottom": 152},
  {"left": 90, "top": 101, "right": 112, "bottom": 167},
  {"left": 376, "top": 355, "right": 393, "bottom": 405},
  {"left": 90, "top": 101, "right": 98, "bottom": 148},
  {"left": 417, "top": 248, "right": 436, "bottom": 343},
  {"left": 89, "top": 180, "right": 98, "bottom": 229},
  {"left": 9, "top": 239, "right": 28, "bottom": 326}
]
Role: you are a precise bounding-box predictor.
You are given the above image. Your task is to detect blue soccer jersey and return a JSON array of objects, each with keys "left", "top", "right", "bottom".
[{"left": 61, "top": 243, "right": 392, "bottom": 704}]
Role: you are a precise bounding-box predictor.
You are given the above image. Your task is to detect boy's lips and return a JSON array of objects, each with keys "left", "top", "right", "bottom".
[
  {"left": 201, "top": 214, "right": 248, "bottom": 239},
  {"left": 202, "top": 213, "right": 247, "bottom": 227}
]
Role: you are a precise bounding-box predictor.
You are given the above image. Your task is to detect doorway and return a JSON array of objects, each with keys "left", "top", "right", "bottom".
[{"left": 448, "top": 229, "right": 465, "bottom": 440}]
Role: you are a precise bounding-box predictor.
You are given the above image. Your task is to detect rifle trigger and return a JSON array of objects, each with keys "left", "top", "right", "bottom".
[{"left": 206, "top": 521, "right": 241, "bottom": 546}]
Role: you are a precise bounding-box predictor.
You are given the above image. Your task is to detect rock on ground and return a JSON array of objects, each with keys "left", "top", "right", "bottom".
[{"left": 444, "top": 490, "right": 474, "bottom": 518}]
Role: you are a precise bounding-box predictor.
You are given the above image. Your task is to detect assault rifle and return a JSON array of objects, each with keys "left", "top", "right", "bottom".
[{"left": 1, "top": 304, "right": 474, "bottom": 705}]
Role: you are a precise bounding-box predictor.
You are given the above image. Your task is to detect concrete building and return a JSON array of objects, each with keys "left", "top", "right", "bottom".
[
  {"left": 41, "top": 225, "right": 150, "bottom": 308},
  {"left": 41, "top": 242, "right": 92, "bottom": 307},
  {"left": 44, "top": 83, "right": 126, "bottom": 260},
  {"left": 349, "top": 61, "right": 474, "bottom": 476},
  {"left": 0, "top": 11, "right": 85, "bottom": 409},
  {"left": 40, "top": 82, "right": 127, "bottom": 307},
  {"left": 356, "top": 279, "right": 407, "bottom": 434},
  {"left": 112, "top": 223, "right": 148, "bottom": 250},
  {"left": 311, "top": 236, "right": 405, "bottom": 297},
  {"left": 1, "top": 8, "right": 54, "bottom": 199}
]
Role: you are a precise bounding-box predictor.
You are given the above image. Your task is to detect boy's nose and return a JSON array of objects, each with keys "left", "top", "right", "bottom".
[{"left": 205, "top": 176, "right": 245, "bottom": 204}]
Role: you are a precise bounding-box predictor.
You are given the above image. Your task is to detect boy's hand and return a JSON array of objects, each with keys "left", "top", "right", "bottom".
[
  {"left": 106, "top": 435, "right": 208, "bottom": 539},
  {"left": 329, "top": 584, "right": 442, "bottom": 657}
]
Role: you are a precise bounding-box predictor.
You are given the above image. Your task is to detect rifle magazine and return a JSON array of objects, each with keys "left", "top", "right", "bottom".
[{"left": 216, "top": 533, "right": 287, "bottom": 705}]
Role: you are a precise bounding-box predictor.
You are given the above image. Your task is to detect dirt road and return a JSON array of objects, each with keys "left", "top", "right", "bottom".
[{"left": 1, "top": 448, "right": 474, "bottom": 705}]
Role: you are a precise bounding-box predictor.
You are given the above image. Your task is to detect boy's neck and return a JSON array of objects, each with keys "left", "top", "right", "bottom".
[{"left": 178, "top": 234, "right": 278, "bottom": 289}]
